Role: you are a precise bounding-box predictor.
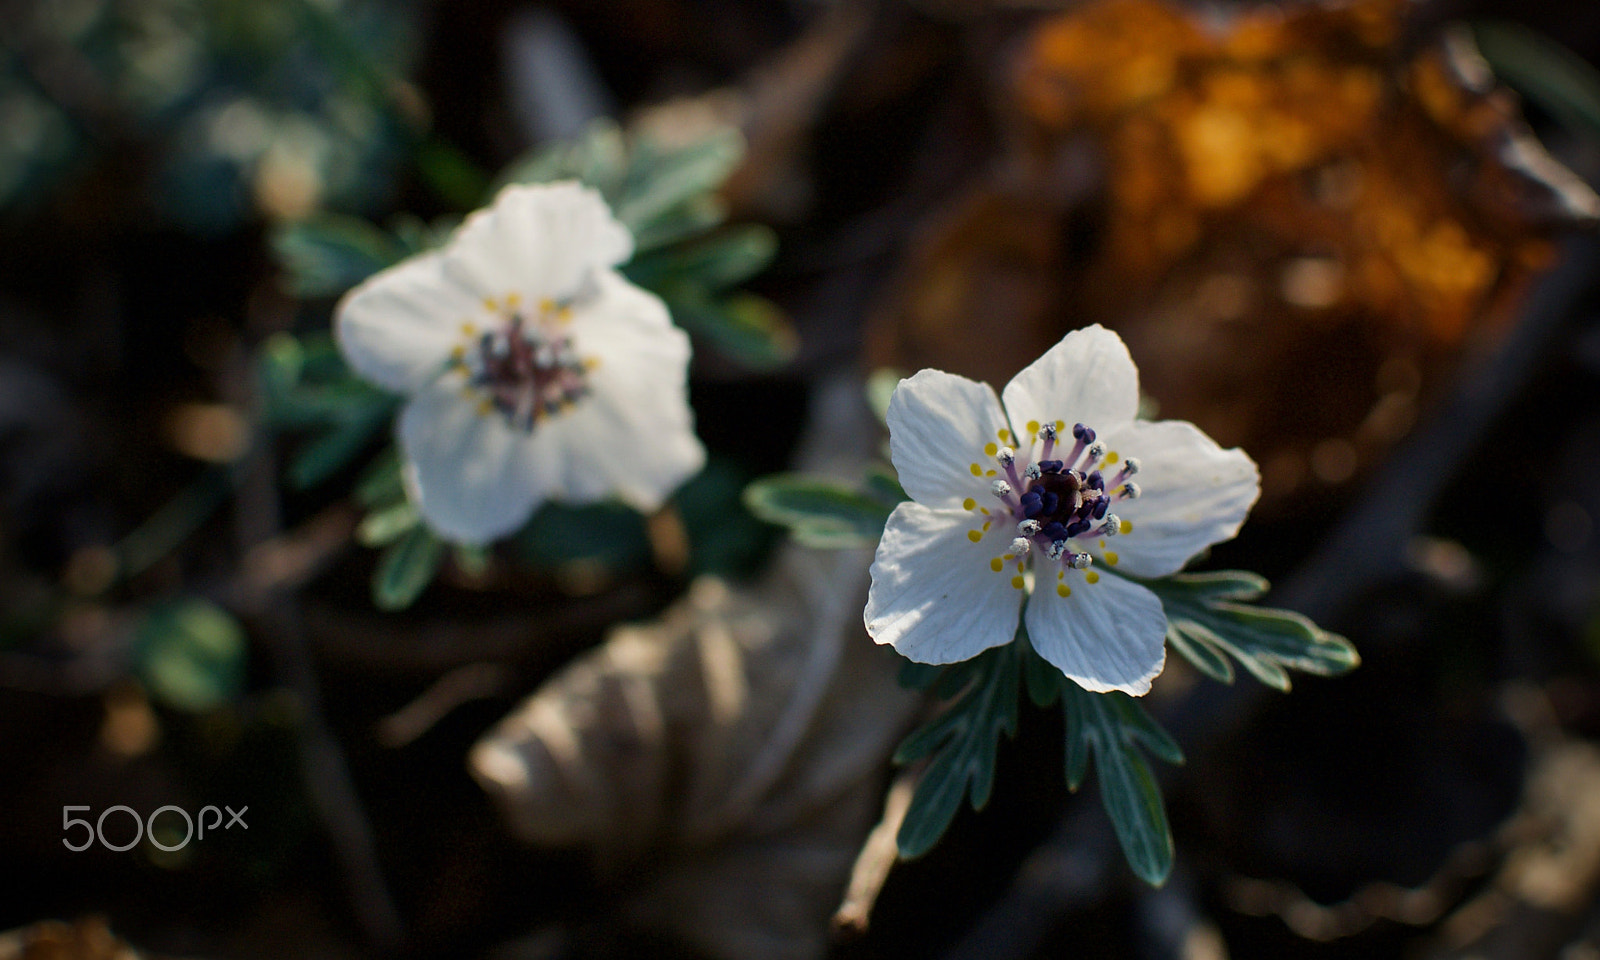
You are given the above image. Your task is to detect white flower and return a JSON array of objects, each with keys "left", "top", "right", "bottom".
[
  {"left": 864, "top": 325, "right": 1259, "bottom": 695},
  {"left": 335, "top": 181, "right": 705, "bottom": 543}
]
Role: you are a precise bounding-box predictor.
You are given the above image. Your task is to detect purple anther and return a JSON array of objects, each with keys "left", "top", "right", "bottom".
[
  {"left": 1042, "top": 521, "right": 1069, "bottom": 541},
  {"left": 1020, "top": 490, "right": 1044, "bottom": 518},
  {"left": 1087, "top": 470, "right": 1104, "bottom": 490},
  {"left": 1038, "top": 459, "right": 1064, "bottom": 475},
  {"left": 1092, "top": 498, "right": 1109, "bottom": 520},
  {"left": 1065, "top": 519, "right": 1091, "bottom": 539}
]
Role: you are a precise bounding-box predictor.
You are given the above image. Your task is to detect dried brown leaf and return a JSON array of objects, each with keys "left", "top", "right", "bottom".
[{"left": 471, "top": 549, "right": 922, "bottom": 960}]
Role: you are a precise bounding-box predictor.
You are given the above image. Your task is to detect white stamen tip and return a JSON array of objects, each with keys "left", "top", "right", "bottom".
[
  {"left": 1086, "top": 441, "right": 1107, "bottom": 462},
  {"left": 1047, "top": 540, "right": 1067, "bottom": 560},
  {"left": 1102, "top": 514, "right": 1120, "bottom": 537},
  {"left": 1018, "top": 519, "right": 1042, "bottom": 536},
  {"left": 1025, "top": 463, "right": 1043, "bottom": 480},
  {"left": 1121, "top": 481, "right": 1141, "bottom": 500},
  {"left": 991, "top": 479, "right": 1013, "bottom": 498},
  {"left": 1122, "top": 458, "right": 1141, "bottom": 476},
  {"left": 1008, "top": 537, "right": 1032, "bottom": 558},
  {"left": 1040, "top": 422, "right": 1057, "bottom": 441},
  {"left": 997, "top": 446, "right": 1016, "bottom": 465},
  {"left": 1070, "top": 552, "right": 1094, "bottom": 570}
]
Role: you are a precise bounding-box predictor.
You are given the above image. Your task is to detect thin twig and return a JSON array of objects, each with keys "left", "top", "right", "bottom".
[{"left": 833, "top": 764, "right": 921, "bottom": 935}]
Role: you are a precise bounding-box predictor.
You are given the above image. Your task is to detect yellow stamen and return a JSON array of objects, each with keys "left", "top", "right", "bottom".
[
  {"left": 963, "top": 498, "right": 976, "bottom": 511},
  {"left": 986, "top": 469, "right": 997, "bottom": 477},
  {"left": 476, "top": 399, "right": 493, "bottom": 417},
  {"left": 1011, "top": 575, "right": 1025, "bottom": 590},
  {"left": 970, "top": 463, "right": 983, "bottom": 476},
  {"left": 984, "top": 442, "right": 998, "bottom": 456},
  {"left": 1085, "top": 571, "right": 1100, "bottom": 584},
  {"left": 539, "top": 298, "right": 556, "bottom": 314},
  {"left": 990, "top": 557, "right": 1004, "bottom": 572},
  {"left": 997, "top": 428, "right": 1010, "bottom": 442},
  {"left": 450, "top": 345, "right": 466, "bottom": 362},
  {"left": 461, "top": 322, "right": 477, "bottom": 336},
  {"left": 968, "top": 530, "right": 983, "bottom": 543},
  {"left": 1055, "top": 420, "right": 1065, "bottom": 433},
  {"left": 1057, "top": 584, "right": 1071, "bottom": 598},
  {"left": 482, "top": 298, "right": 498, "bottom": 312},
  {"left": 1119, "top": 519, "right": 1133, "bottom": 535},
  {"left": 504, "top": 292, "right": 521, "bottom": 307},
  {"left": 1026, "top": 420, "right": 1039, "bottom": 435},
  {"left": 983, "top": 521, "right": 992, "bottom": 531},
  {"left": 1105, "top": 551, "right": 1119, "bottom": 565},
  {"left": 1104, "top": 451, "right": 1119, "bottom": 465}
]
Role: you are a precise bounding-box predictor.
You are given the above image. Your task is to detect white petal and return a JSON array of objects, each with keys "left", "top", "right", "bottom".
[
  {"left": 397, "top": 380, "right": 554, "bottom": 543},
  {"left": 442, "top": 182, "right": 633, "bottom": 302},
  {"left": 541, "top": 271, "right": 704, "bottom": 509},
  {"left": 1000, "top": 325, "right": 1140, "bottom": 438},
  {"left": 335, "top": 251, "right": 479, "bottom": 393},
  {"left": 1025, "top": 572, "right": 1167, "bottom": 695},
  {"left": 1101, "top": 419, "right": 1260, "bottom": 578},
  {"left": 886, "top": 369, "right": 1009, "bottom": 510},
  {"left": 865, "top": 501, "right": 1022, "bottom": 663}
]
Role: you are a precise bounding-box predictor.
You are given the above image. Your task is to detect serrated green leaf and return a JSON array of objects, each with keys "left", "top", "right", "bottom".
[
  {"left": 895, "top": 642, "right": 1022, "bottom": 858},
  {"left": 1141, "top": 570, "right": 1359, "bottom": 690},
  {"left": 623, "top": 224, "right": 777, "bottom": 291},
  {"left": 271, "top": 213, "right": 407, "bottom": 298},
  {"left": 1164, "top": 621, "right": 1234, "bottom": 684},
  {"left": 743, "top": 474, "right": 893, "bottom": 549},
  {"left": 665, "top": 287, "right": 797, "bottom": 369},
  {"left": 373, "top": 524, "right": 444, "bottom": 611},
  {"left": 135, "top": 598, "right": 247, "bottom": 712},
  {"left": 1062, "top": 683, "right": 1180, "bottom": 886},
  {"left": 357, "top": 500, "right": 419, "bottom": 547},
  {"left": 1471, "top": 21, "right": 1600, "bottom": 142}
]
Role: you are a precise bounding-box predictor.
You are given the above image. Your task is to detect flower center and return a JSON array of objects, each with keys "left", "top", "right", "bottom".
[
  {"left": 455, "top": 297, "right": 592, "bottom": 431},
  {"left": 968, "top": 420, "right": 1141, "bottom": 593}
]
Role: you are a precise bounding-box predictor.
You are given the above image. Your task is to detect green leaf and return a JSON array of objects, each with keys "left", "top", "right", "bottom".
[
  {"left": 515, "top": 501, "right": 651, "bottom": 570},
  {"left": 135, "top": 598, "right": 247, "bottom": 712},
  {"left": 354, "top": 446, "right": 405, "bottom": 508},
  {"left": 415, "top": 138, "right": 491, "bottom": 210},
  {"left": 270, "top": 213, "right": 407, "bottom": 298},
  {"left": 1471, "top": 21, "right": 1600, "bottom": 142},
  {"left": 373, "top": 524, "right": 444, "bottom": 611},
  {"left": 1062, "top": 682, "right": 1182, "bottom": 886},
  {"left": 613, "top": 128, "right": 744, "bottom": 233},
  {"left": 675, "top": 458, "right": 776, "bottom": 579},
  {"left": 742, "top": 474, "right": 894, "bottom": 549},
  {"left": 357, "top": 500, "right": 419, "bottom": 547},
  {"left": 1142, "top": 571, "right": 1360, "bottom": 691},
  {"left": 664, "top": 287, "right": 798, "bottom": 370},
  {"left": 630, "top": 195, "right": 726, "bottom": 252},
  {"left": 497, "top": 119, "right": 629, "bottom": 202},
  {"left": 623, "top": 224, "right": 778, "bottom": 292},
  {"left": 895, "top": 642, "right": 1023, "bottom": 858},
  {"left": 862, "top": 465, "right": 909, "bottom": 510},
  {"left": 286, "top": 398, "right": 397, "bottom": 490}
]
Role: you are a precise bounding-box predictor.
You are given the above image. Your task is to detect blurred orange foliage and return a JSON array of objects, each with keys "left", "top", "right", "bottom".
[{"left": 870, "top": 0, "right": 1597, "bottom": 509}]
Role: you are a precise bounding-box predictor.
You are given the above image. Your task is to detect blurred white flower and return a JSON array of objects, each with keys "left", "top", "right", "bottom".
[
  {"left": 336, "top": 181, "right": 704, "bottom": 543},
  {"left": 864, "top": 325, "right": 1259, "bottom": 695}
]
